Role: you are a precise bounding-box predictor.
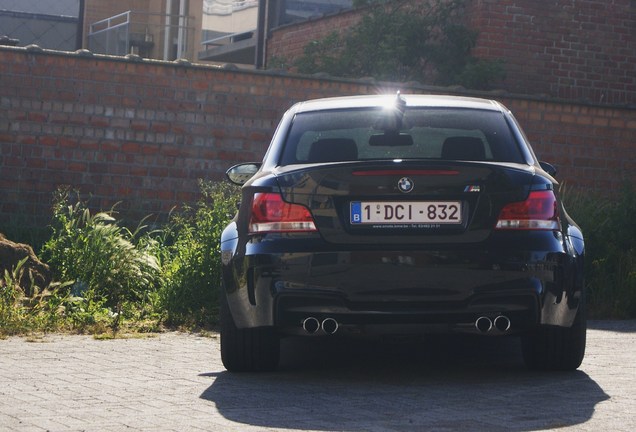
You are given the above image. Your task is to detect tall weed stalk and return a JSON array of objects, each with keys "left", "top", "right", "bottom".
[
  {"left": 0, "top": 258, "right": 29, "bottom": 332},
  {"left": 0, "top": 258, "right": 71, "bottom": 335},
  {"left": 41, "top": 187, "right": 161, "bottom": 331}
]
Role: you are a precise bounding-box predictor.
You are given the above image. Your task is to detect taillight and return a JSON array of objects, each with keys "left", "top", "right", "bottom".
[
  {"left": 495, "top": 190, "right": 560, "bottom": 230},
  {"left": 249, "top": 193, "right": 317, "bottom": 233}
]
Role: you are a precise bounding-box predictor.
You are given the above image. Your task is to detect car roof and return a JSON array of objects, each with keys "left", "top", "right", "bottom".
[{"left": 290, "top": 94, "right": 506, "bottom": 114}]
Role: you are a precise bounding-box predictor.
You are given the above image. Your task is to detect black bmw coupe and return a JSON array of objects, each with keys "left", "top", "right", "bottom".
[{"left": 220, "top": 94, "right": 586, "bottom": 372}]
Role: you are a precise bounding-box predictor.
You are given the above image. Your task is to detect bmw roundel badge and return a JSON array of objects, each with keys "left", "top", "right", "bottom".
[{"left": 398, "top": 177, "right": 414, "bottom": 193}]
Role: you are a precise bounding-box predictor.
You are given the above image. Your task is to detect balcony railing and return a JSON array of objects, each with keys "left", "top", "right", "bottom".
[{"left": 88, "top": 10, "right": 194, "bottom": 61}]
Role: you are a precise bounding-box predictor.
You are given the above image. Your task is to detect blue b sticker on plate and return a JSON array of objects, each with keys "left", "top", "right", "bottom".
[{"left": 350, "top": 202, "right": 362, "bottom": 224}]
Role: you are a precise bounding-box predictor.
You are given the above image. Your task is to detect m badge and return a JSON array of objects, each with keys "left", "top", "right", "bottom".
[{"left": 464, "top": 185, "right": 481, "bottom": 193}]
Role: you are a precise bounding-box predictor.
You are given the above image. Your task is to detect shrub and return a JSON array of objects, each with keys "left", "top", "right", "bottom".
[
  {"left": 159, "top": 180, "right": 240, "bottom": 327},
  {"left": 41, "top": 187, "right": 161, "bottom": 331},
  {"left": 4, "top": 181, "right": 239, "bottom": 334},
  {"left": 563, "top": 184, "right": 636, "bottom": 318},
  {"left": 292, "top": 0, "right": 506, "bottom": 90}
]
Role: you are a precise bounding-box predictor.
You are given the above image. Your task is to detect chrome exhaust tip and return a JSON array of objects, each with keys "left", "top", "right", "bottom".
[
  {"left": 302, "top": 317, "right": 320, "bottom": 334},
  {"left": 475, "top": 316, "right": 493, "bottom": 333},
  {"left": 493, "top": 315, "right": 511, "bottom": 332},
  {"left": 321, "top": 318, "right": 339, "bottom": 335}
]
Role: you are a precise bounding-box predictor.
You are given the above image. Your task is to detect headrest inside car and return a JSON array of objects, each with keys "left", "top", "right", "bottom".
[
  {"left": 308, "top": 138, "right": 358, "bottom": 162},
  {"left": 441, "top": 137, "right": 486, "bottom": 161}
]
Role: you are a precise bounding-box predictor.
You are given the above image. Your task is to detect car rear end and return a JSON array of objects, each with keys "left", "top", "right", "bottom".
[{"left": 220, "top": 94, "right": 585, "bottom": 371}]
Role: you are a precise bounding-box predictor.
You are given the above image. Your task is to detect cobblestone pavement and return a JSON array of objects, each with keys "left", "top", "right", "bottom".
[{"left": 0, "top": 321, "right": 634, "bottom": 432}]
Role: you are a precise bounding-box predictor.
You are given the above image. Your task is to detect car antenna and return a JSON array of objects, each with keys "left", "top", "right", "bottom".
[{"left": 392, "top": 91, "right": 407, "bottom": 131}]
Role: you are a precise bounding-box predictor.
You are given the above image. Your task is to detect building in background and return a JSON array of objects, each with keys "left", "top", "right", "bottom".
[
  {"left": 0, "top": 0, "right": 83, "bottom": 50},
  {"left": 83, "top": 0, "right": 354, "bottom": 65},
  {"left": 198, "top": 0, "right": 259, "bottom": 64},
  {"left": 0, "top": 0, "right": 355, "bottom": 66},
  {"left": 84, "top": 0, "right": 201, "bottom": 61},
  {"left": 264, "top": 0, "right": 352, "bottom": 26},
  {"left": 198, "top": 0, "right": 353, "bottom": 65}
]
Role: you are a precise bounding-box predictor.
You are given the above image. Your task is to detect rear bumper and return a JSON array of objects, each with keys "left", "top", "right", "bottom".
[
  {"left": 221, "top": 233, "right": 583, "bottom": 336},
  {"left": 274, "top": 288, "right": 539, "bottom": 336}
]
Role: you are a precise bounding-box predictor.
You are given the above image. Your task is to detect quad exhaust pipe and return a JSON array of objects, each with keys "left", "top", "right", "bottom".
[
  {"left": 302, "top": 317, "right": 339, "bottom": 335},
  {"left": 302, "top": 317, "right": 320, "bottom": 334},
  {"left": 493, "top": 315, "right": 511, "bottom": 332},
  {"left": 475, "top": 316, "right": 493, "bottom": 333},
  {"left": 321, "top": 317, "right": 339, "bottom": 335},
  {"left": 304, "top": 315, "right": 507, "bottom": 335},
  {"left": 475, "top": 315, "right": 511, "bottom": 333}
]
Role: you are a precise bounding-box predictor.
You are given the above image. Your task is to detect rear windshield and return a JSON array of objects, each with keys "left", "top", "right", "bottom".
[{"left": 279, "top": 107, "right": 525, "bottom": 165}]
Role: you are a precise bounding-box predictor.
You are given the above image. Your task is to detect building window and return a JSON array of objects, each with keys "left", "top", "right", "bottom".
[
  {"left": 268, "top": 0, "right": 353, "bottom": 29},
  {"left": 0, "top": 0, "right": 82, "bottom": 50}
]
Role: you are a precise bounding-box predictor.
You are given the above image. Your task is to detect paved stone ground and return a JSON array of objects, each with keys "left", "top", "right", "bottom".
[{"left": 0, "top": 321, "right": 634, "bottom": 432}]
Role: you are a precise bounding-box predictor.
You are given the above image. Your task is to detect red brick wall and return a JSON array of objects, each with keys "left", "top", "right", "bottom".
[
  {"left": 0, "top": 47, "right": 634, "bottom": 228},
  {"left": 266, "top": 8, "right": 362, "bottom": 68},
  {"left": 499, "top": 98, "right": 636, "bottom": 191},
  {"left": 468, "top": 0, "right": 636, "bottom": 105},
  {"left": 0, "top": 47, "right": 374, "bottom": 227},
  {"left": 266, "top": 0, "right": 636, "bottom": 105}
]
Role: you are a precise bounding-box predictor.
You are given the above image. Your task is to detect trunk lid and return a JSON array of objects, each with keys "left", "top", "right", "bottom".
[{"left": 275, "top": 160, "right": 535, "bottom": 245}]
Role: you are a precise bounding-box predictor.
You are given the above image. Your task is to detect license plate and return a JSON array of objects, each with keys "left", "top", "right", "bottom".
[{"left": 350, "top": 201, "right": 462, "bottom": 225}]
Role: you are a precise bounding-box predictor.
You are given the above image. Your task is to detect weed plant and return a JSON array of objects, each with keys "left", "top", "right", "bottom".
[
  {"left": 0, "top": 258, "right": 28, "bottom": 332},
  {"left": 159, "top": 180, "right": 240, "bottom": 328},
  {"left": 1, "top": 181, "right": 240, "bottom": 335},
  {"left": 563, "top": 184, "right": 636, "bottom": 318},
  {"left": 0, "top": 257, "right": 72, "bottom": 335},
  {"left": 40, "top": 187, "right": 161, "bottom": 332}
]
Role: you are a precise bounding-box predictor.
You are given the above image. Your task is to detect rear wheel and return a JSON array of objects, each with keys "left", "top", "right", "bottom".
[
  {"left": 220, "top": 292, "right": 280, "bottom": 372},
  {"left": 521, "top": 304, "right": 586, "bottom": 371}
]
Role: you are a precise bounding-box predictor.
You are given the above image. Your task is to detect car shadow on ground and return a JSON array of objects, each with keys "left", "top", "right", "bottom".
[{"left": 200, "top": 334, "right": 608, "bottom": 431}]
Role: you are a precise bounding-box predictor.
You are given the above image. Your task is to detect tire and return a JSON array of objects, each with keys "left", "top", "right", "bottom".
[
  {"left": 220, "top": 292, "right": 280, "bottom": 372},
  {"left": 521, "top": 304, "right": 586, "bottom": 371}
]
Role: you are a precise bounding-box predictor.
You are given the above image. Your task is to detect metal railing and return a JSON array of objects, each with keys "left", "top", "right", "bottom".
[
  {"left": 201, "top": 29, "right": 255, "bottom": 48},
  {"left": 88, "top": 11, "right": 131, "bottom": 56},
  {"left": 87, "top": 10, "right": 194, "bottom": 60}
]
